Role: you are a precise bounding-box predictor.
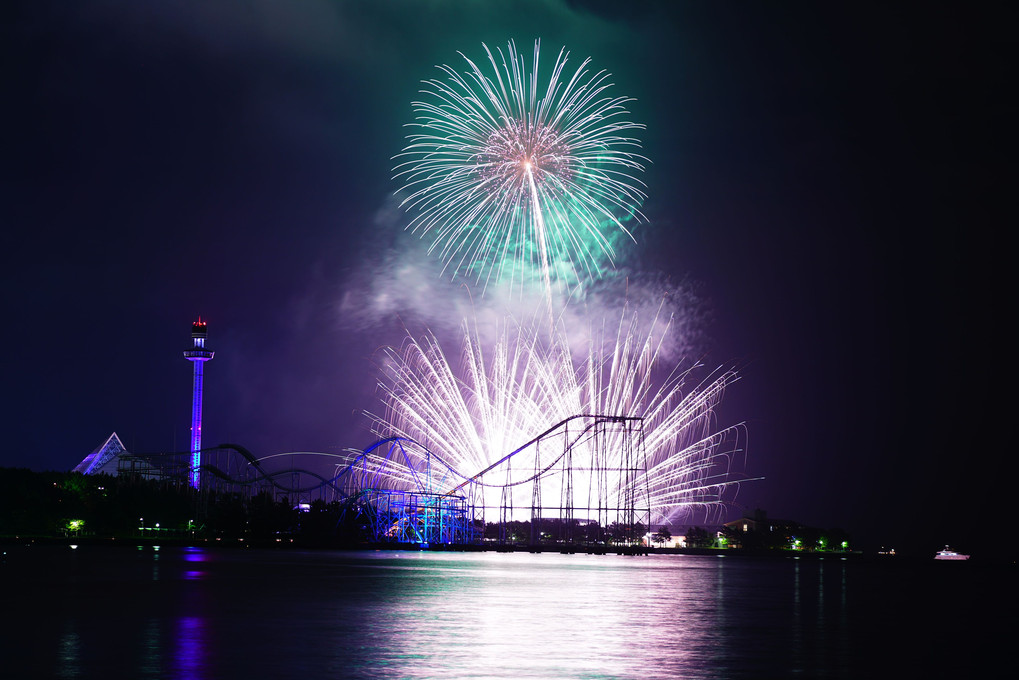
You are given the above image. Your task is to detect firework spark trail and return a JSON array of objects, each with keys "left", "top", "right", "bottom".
[
  {"left": 367, "top": 305, "right": 746, "bottom": 524},
  {"left": 394, "top": 39, "right": 648, "bottom": 295}
]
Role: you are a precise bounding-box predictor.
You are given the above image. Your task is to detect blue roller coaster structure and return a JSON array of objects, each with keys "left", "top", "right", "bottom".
[{"left": 115, "top": 414, "right": 651, "bottom": 547}]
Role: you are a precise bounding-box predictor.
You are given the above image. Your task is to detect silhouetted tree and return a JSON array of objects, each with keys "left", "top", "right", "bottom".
[{"left": 685, "top": 526, "right": 710, "bottom": 548}]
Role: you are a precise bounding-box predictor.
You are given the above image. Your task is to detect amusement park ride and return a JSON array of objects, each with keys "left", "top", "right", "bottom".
[
  {"left": 85, "top": 319, "right": 742, "bottom": 549},
  {"left": 132, "top": 413, "right": 653, "bottom": 549}
]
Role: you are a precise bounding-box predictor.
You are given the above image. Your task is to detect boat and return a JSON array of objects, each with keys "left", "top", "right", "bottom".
[{"left": 934, "top": 545, "right": 969, "bottom": 561}]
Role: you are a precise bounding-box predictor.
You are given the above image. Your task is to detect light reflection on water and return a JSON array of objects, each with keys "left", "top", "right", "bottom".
[
  {"left": 352, "top": 552, "right": 725, "bottom": 679},
  {"left": 56, "top": 621, "right": 80, "bottom": 680},
  {"left": 0, "top": 546, "right": 1005, "bottom": 679}
]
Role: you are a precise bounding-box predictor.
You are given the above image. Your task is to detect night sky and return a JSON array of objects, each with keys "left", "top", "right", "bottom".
[{"left": 2, "top": 2, "right": 1006, "bottom": 556}]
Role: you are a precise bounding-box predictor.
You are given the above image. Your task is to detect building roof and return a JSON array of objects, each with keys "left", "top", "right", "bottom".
[{"left": 72, "top": 432, "right": 128, "bottom": 475}]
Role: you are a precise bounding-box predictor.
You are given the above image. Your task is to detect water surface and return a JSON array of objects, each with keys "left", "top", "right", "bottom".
[{"left": 1, "top": 545, "right": 1006, "bottom": 678}]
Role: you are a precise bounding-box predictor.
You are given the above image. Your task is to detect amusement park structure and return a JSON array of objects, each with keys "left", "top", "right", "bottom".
[
  {"left": 333, "top": 414, "right": 649, "bottom": 547},
  {"left": 183, "top": 319, "right": 213, "bottom": 489},
  {"left": 74, "top": 318, "right": 745, "bottom": 549},
  {"left": 102, "top": 413, "right": 653, "bottom": 549}
]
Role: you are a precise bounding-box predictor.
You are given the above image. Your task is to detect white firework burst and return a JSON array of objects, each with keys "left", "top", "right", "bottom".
[{"left": 368, "top": 306, "right": 747, "bottom": 525}]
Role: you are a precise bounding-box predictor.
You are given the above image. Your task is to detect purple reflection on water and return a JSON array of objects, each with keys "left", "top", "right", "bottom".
[
  {"left": 174, "top": 547, "right": 209, "bottom": 678},
  {"left": 174, "top": 616, "right": 206, "bottom": 679},
  {"left": 183, "top": 546, "right": 209, "bottom": 562},
  {"left": 183, "top": 546, "right": 208, "bottom": 580}
]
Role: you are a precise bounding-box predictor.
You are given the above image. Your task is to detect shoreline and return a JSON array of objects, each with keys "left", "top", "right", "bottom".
[
  {"left": 5, "top": 534, "right": 1013, "bottom": 566},
  {"left": 0, "top": 534, "right": 883, "bottom": 561}
]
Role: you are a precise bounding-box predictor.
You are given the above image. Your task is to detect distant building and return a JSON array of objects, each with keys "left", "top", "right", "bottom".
[
  {"left": 725, "top": 509, "right": 801, "bottom": 533},
  {"left": 72, "top": 432, "right": 129, "bottom": 475},
  {"left": 723, "top": 510, "right": 802, "bottom": 548},
  {"left": 72, "top": 432, "right": 162, "bottom": 480}
]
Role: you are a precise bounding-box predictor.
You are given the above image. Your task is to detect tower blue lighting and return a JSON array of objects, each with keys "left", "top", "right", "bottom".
[{"left": 183, "top": 319, "right": 214, "bottom": 488}]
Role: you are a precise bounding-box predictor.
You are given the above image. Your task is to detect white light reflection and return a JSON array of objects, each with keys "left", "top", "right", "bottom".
[
  {"left": 355, "top": 552, "right": 722, "bottom": 678},
  {"left": 55, "top": 622, "right": 80, "bottom": 680}
]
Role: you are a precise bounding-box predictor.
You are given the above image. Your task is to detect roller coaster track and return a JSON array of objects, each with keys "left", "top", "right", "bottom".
[
  {"left": 126, "top": 413, "right": 646, "bottom": 510},
  {"left": 445, "top": 414, "right": 643, "bottom": 494},
  {"left": 325, "top": 414, "right": 644, "bottom": 499}
]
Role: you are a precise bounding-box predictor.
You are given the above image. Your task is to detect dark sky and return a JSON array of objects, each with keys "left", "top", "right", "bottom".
[{"left": 2, "top": 1, "right": 1006, "bottom": 556}]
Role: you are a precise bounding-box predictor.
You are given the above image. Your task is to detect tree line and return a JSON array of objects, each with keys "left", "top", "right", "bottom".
[
  {"left": 0, "top": 468, "right": 362, "bottom": 544},
  {"left": 0, "top": 468, "right": 850, "bottom": 551}
]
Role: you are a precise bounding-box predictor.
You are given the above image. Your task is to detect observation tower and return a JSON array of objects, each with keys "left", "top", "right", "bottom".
[{"left": 183, "top": 318, "right": 214, "bottom": 488}]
